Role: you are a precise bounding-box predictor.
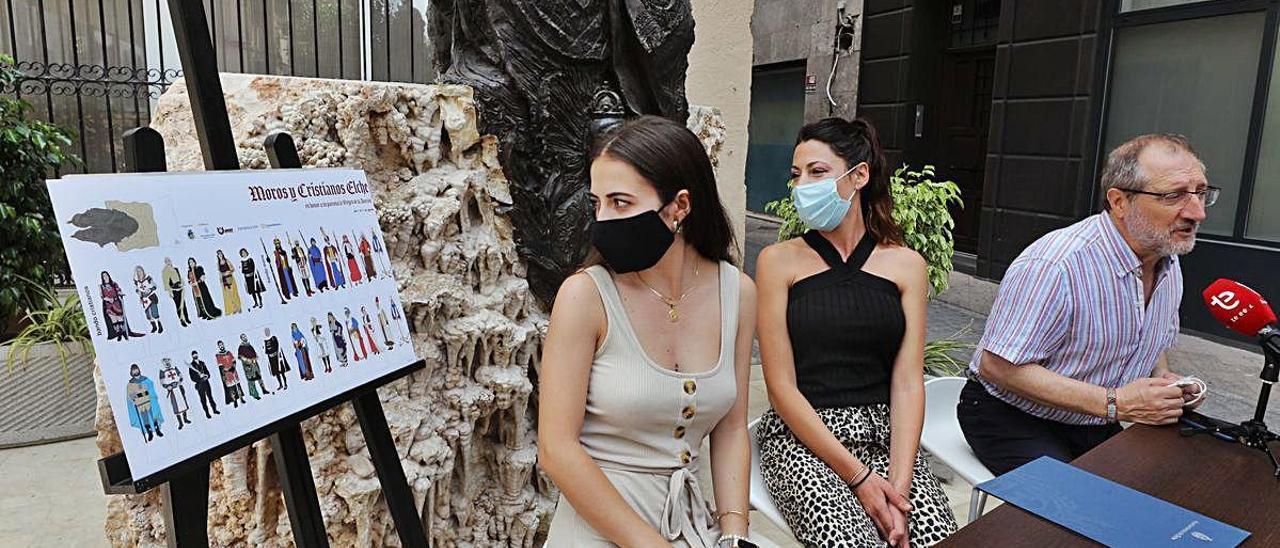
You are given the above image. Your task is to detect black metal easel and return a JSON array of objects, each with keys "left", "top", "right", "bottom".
[{"left": 95, "top": 2, "right": 430, "bottom": 547}]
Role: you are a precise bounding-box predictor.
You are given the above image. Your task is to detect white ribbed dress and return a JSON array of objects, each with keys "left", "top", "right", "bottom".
[{"left": 543, "top": 262, "right": 740, "bottom": 547}]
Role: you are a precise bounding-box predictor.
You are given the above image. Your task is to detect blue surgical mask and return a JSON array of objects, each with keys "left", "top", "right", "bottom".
[{"left": 792, "top": 165, "right": 858, "bottom": 232}]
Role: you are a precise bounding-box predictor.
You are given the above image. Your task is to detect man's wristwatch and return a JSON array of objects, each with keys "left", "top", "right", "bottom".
[{"left": 1105, "top": 387, "right": 1118, "bottom": 423}]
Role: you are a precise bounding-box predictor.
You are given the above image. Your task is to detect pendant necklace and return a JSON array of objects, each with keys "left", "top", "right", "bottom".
[{"left": 636, "top": 256, "right": 700, "bottom": 323}]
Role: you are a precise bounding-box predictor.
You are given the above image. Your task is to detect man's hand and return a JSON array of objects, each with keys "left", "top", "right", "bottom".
[
  {"left": 1159, "top": 372, "right": 1206, "bottom": 409},
  {"left": 1116, "top": 377, "right": 1185, "bottom": 424}
]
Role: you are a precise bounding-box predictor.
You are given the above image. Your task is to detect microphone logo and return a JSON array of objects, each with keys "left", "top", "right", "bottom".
[
  {"left": 1203, "top": 278, "right": 1277, "bottom": 337},
  {"left": 1210, "top": 290, "right": 1240, "bottom": 311}
]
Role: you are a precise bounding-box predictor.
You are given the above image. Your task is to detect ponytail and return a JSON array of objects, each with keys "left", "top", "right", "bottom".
[{"left": 796, "top": 117, "right": 903, "bottom": 246}]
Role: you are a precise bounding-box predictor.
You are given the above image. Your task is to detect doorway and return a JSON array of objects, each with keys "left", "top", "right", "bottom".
[
  {"left": 937, "top": 48, "right": 995, "bottom": 254},
  {"left": 745, "top": 62, "right": 807, "bottom": 213}
]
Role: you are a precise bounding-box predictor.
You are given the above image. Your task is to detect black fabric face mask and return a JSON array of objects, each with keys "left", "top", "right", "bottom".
[{"left": 590, "top": 209, "right": 676, "bottom": 273}]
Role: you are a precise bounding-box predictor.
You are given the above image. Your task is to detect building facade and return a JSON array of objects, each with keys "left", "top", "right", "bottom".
[{"left": 748, "top": 0, "right": 1280, "bottom": 342}]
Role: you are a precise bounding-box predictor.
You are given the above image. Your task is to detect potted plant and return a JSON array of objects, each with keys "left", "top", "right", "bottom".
[
  {"left": 0, "top": 279, "right": 97, "bottom": 447},
  {"left": 1, "top": 53, "right": 89, "bottom": 447},
  {"left": 1, "top": 53, "right": 76, "bottom": 334},
  {"left": 765, "top": 165, "right": 972, "bottom": 377}
]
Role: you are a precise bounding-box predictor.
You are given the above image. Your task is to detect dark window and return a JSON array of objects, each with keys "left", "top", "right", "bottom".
[
  {"left": 949, "top": 0, "right": 1000, "bottom": 50},
  {"left": 1103, "top": 12, "right": 1266, "bottom": 236}
]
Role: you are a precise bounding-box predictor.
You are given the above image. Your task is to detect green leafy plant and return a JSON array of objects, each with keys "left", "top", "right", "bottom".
[
  {"left": 0, "top": 54, "right": 77, "bottom": 324},
  {"left": 5, "top": 275, "right": 93, "bottom": 391},
  {"left": 766, "top": 165, "right": 963, "bottom": 296},
  {"left": 921, "top": 323, "right": 973, "bottom": 377},
  {"left": 890, "top": 165, "right": 962, "bottom": 297},
  {"left": 764, "top": 164, "right": 972, "bottom": 376},
  {"left": 764, "top": 189, "right": 805, "bottom": 247}
]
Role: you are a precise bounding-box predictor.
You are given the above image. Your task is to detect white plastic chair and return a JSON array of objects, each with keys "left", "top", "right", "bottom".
[
  {"left": 747, "top": 416, "right": 796, "bottom": 539},
  {"left": 922, "top": 376, "right": 995, "bottom": 523}
]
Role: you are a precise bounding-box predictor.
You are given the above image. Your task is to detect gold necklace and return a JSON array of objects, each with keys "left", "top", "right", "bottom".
[{"left": 636, "top": 260, "right": 700, "bottom": 323}]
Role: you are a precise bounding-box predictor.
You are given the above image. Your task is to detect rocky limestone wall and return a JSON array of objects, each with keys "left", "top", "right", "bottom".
[
  {"left": 95, "top": 74, "right": 547, "bottom": 547},
  {"left": 93, "top": 73, "right": 727, "bottom": 547}
]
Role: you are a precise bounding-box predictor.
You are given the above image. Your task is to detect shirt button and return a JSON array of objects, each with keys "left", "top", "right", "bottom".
[
  {"left": 682, "top": 405, "right": 696, "bottom": 420},
  {"left": 683, "top": 380, "right": 697, "bottom": 395},
  {"left": 679, "top": 450, "right": 692, "bottom": 464},
  {"left": 673, "top": 425, "right": 686, "bottom": 439}
]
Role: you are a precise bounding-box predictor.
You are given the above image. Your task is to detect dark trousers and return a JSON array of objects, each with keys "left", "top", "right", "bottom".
[
  {"left": 170, "top": 290, "right": 190, "bottom": 323},
  {"left": 957, "top": 380, "right": 1121, "bottom": 475},
  {"left": 194, "top": 381, "right": 217, "bottom": 414}
]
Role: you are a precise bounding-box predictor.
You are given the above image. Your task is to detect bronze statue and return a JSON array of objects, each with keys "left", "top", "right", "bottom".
[{"left": 431, "top": 0, "right": 695, "bottom": 306}]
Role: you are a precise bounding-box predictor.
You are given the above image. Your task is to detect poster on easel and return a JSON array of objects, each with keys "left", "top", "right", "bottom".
[{"left": 46, "top": 168, "right": 417, "bottom": 479}]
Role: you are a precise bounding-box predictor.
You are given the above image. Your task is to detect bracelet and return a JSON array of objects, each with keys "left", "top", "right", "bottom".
[
  {"left": 850, "top": 466, "right": 874, "bottom": 489},
  {"left": 845, "top": 463, "right": 867, "bottom": 485},
  {"left": 717, "top": 534, "right": 756, "bottom": 548},
  {"left": 716, "top": 509, "right": 749, "bottom": 523}
]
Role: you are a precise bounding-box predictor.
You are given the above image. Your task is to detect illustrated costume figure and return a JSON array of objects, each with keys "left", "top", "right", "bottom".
[
  {"left": 161, "top": 257, "right": 191, "bottom": 327},
  {"left": 389, "top": 299, "right": 409, "bottom": 343},
  {"left": 134, "top": 266, "right": 163, "bottom": 333},
  {"left": 308, "top": 238, "right": 330, "bottom": 292},
  {"left": 188, "top": 351, "right": 220, "bottom": 418},
  {"left": 343, "top": 235, "right": 363, "bottom": 284},
  {"left": 346, "top": 307, "right": 367, "bottom": 361},
  {"left": 264, "top": 327, "right": 292, "bottom": 391},
  {"left": 125, "top": 363, "right": 164, "bottom": 442},
  {"left": 273, "top": 238, "right": 298, "bottom": 301},
  {"left": 188, "top": 258, "right": 222, "bottom": 320},
  {"left": 215, "top": 340, "right": 246, "bottom": 408},
  {"left": 323, "top": 234, "right": 346, "bottom": 289},
  {"left": 240, "top": 248, "right": 266, "bottom": 309},
  {"left": 371, "top": 233, "right": 389, "bottom": 276},
  {"left": 359, "top": 233, "right": 377, "bottom": 280},
  {"left": 310, "top": 317, "right": 332, "bottom": 373},
  {"left": 360, "top": 306, "right": 382, "bottom": 356},
  {"left": 101, "top": 271, "right": 142, "bottom": 341},
  {"left": 375, "top": 297, "right": 396, "bottom": 349},
  {"left": 158, "top": 358, "right": 191, "bottom": 429},
  {"left": 237, "top": 334, "right": 271, "bottom": 399},
  {"left": 291, "top": 238, "right": 315, "bottom": 297},
  {"left": 328, "top": 312, "right": 349, "bottom": 368},
  {"left": 216, "top": 250, "right": 243, "bottom": 315},
  {"left": 291, "top": 322, "right": 315, "bottom": 381}
]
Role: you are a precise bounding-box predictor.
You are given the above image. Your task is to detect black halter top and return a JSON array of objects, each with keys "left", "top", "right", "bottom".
[{"left": 786, "top": 230, "right": 905, "bottom": 408}]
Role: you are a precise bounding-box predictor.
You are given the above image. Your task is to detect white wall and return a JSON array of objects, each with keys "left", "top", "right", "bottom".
[{"left": 687, "top": 0, "right": 755, "bottom": 253}]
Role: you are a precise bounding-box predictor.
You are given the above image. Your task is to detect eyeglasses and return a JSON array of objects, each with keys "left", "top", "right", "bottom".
[{"left": 1120, "top": 186, "right": 1221, "bottom": 208}]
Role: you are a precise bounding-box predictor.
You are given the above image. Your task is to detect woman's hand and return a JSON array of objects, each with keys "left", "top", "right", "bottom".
[
  {"left": 888, "top": 471, "right": 913, "bottom": 505},
  {"left": 854, "top": 472, "right": 913, "bottom": 547}
]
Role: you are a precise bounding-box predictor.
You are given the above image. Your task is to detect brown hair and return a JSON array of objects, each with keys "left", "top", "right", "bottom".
[
  {"left": 795, "top": 117, "right": 903, "bottom": 246},
  {"left": 583, "top": 115, "right": 739, "bottom": 269}
]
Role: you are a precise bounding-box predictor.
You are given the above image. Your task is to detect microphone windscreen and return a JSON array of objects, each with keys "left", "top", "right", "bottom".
[{"left": 1202, "top": 278, "right": 1277, "bottom": 337}]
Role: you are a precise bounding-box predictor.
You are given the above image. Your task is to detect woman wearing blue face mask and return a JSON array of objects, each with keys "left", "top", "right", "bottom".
[
  {"left": 755, "top": 118, "right": 957, "bottom": 547},
  {"left": 539, "top": 115, "right": 759, "bottom": 547}
]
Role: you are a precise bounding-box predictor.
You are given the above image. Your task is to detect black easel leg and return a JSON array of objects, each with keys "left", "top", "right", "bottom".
[
  {"left": 270, "top": 425, "right": 330, "bottom": 548},
  {"left": 353, "top": 392, "right": 428, "bottom": 548},
  {"left": 166, "top": 0, "right": 239, "bottom": 170},
  {"left": 163, "top": 467, "right": 210, "bottom": 548}
]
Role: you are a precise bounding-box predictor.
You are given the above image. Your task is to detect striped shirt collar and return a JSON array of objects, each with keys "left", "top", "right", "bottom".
[{"left": 1097, "top": 212, "right": 1173, "bottom": 278}]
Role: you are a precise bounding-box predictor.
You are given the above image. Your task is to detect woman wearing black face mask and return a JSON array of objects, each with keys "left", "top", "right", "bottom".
[{"left": 539, "top": 115, "right": 758, "bottom": 548}]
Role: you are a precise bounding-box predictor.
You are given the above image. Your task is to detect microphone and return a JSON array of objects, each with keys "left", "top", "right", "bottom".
[
  {"left": 1196, "top": 279, "right": 1280, "bottom": 477},
  {"left": 1202, "top": 278, "right": 1278, "bottom": 341}
]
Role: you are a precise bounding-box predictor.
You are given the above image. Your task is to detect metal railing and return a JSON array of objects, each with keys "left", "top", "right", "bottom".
[{"left": 1, "top": 0, "right": 434, "bottom": 174}]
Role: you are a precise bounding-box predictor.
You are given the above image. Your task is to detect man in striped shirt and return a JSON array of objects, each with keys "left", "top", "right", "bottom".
[{"left": 958, "top": 134, "right": 1215, "bottom": 475}]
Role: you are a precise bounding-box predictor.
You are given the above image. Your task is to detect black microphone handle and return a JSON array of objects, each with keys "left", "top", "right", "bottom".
[{"left": 1260, "top": 325, "right": 1279, "bottom": 384}]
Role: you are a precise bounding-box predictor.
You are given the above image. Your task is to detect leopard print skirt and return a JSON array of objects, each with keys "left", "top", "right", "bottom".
[{"left": 757, "top": 405, "right": 958, "bottom": 547}]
